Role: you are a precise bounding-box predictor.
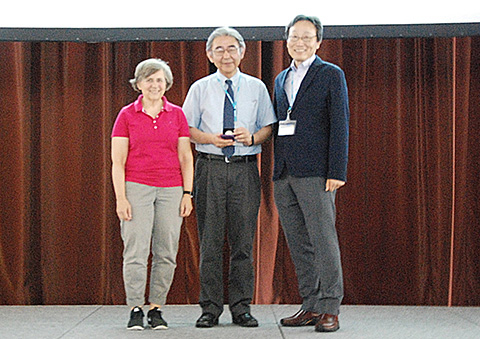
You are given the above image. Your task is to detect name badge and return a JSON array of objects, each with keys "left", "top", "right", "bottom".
[
  {"left": 278, "top": 119, "right": 296, "bottom": 136},
  {"left": 278, "top": 108, "right": 296, "bottom": 136}
]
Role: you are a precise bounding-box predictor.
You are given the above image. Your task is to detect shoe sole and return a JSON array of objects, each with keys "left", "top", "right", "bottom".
[
  {"left": 233, "top": 318, "right": 259, "bottom": 327},
  {"left": 127, "top": 325, "right": 144, "bottom": 331},
  {"left": 281, "top": 320, "right": 317, "bottom": 326},
  {"left": 196, "top": 320, "right": 219, "bottom": 328},
  {"left": 148, "top": 320, "right": 168, "bottom": 330},
  {"left": 315, "top": 324, "right": 340, "bottom": 332},
  {"left": 196, "top": 323, "right": 217, "bottom": 328},
  {"left": 196, "top": 315, "right": 219, "bottom": 328}
]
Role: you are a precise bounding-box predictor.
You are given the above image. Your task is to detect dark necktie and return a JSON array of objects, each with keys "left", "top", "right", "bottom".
[{"left": 222, "top": 79, "right": 235, "bottom": 158}]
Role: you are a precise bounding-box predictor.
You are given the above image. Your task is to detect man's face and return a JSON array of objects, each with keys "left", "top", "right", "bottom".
[
  {"left": 287, "top": 20, "right": 321, "bottom": 65},
  {"left": 207, "top": 35, "right": 245, "bottom": 78}
]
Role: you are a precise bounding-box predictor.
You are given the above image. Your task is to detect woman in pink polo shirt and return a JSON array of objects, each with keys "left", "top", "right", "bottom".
[{"left": 111, "top": 58, "right": 193, "bottom": 331}]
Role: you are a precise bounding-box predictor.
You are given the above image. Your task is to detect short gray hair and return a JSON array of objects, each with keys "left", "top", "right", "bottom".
[
  {"left": 129, "top": 58, "right": 173, "bottom": 92},
  {"left": 206, "top": 27, "right": 246, "bottom": 52}
]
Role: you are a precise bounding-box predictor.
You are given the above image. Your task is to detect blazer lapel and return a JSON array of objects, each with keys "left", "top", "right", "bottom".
[{"left": 292, "top": 56, "right": 323, "bottom": 109}]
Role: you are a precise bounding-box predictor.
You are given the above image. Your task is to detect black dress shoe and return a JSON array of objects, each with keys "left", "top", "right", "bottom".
[
  {"left": 232, "top": 312, "right": 259, "bottom": 327},
  {"left": 196, "top": 313, "right": 219, "bottom": 328}
]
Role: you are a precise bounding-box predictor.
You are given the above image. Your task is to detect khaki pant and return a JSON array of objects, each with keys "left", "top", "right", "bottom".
[{"left": 121, "top": 181, "right": 183, "bottom": 308}]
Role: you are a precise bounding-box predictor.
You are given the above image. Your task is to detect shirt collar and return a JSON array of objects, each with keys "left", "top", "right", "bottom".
[
  {"left": 133, "top": 94, "right": 172, "bottom": 113},
  {"left": 290, "top": 54, "right": 317, "bottom": 72},
  {"left": 215, "top": 69, "right": 241, "bottom": 87}
]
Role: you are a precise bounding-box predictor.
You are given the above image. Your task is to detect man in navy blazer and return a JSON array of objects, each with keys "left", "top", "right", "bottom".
[{"left": 273, "top": 15, "right": 349, "bottom": 333}]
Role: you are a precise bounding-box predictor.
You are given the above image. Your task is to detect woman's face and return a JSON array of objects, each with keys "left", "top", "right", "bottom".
[{"left": 137, "top": 69, "right": 167, "bottom": 102}]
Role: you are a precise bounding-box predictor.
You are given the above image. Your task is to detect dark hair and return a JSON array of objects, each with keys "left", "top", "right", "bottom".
[{"left": 285, "top": 15, "right": 323, "bottom": 43}]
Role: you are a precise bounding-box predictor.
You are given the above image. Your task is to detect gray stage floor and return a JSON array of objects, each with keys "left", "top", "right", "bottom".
[{"left": 1, "top": 304, "right": 479, "bottom": 339}]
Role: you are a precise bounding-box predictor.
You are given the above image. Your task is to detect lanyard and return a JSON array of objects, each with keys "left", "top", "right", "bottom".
[
  {"left": 286, "top": 71, "right": 296, "bottom": 121},
  {"left": 217, "top": 75, "right": 241, "bottom": 122},
  {"left": 290, "top": 73, "right": 296, "bottom": 108}
]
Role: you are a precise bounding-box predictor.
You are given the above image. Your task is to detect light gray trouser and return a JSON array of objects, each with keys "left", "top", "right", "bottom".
[
  {"left": 121, "top": 181, "right": 183, "bottom": 308},
  {"left": 274, "top": 175, "right": 344, "bottom": 315}
]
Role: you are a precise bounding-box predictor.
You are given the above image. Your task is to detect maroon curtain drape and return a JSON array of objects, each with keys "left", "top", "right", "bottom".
[{"left": 1, "top": 37, "right": 479, "bottom": 306}]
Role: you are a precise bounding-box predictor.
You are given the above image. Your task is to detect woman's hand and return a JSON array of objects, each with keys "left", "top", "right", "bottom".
[
  {"left": 116, "top": 198, "right": 132, "bottom": 221},
  {"left": 180, "top": 195, "right": 193, "bottom": 217}
]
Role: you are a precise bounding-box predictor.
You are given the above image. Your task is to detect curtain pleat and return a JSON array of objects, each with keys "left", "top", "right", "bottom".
[{"left": 452, "top": 37, "right": 480, "bottom": 306}]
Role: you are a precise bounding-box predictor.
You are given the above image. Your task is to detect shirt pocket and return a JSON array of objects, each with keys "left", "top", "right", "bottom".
[{"left": 236, "top": 99, "right": 258, "bottom": 130}]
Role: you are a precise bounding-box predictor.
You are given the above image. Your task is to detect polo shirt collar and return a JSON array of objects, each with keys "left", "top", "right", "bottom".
[{"left": 133, "top": 94, "right": 172, "bottom": 113}]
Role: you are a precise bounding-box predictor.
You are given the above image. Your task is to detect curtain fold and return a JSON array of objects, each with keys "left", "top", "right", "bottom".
[
  {"left": 452, "top": 37, "right": 480, "bottom": 306},
  {"left": 1, "top": 43, "right": 33, "bottom": 305},
  {"left": 0, "top": 37, "right": 479, "bottom": 306}
]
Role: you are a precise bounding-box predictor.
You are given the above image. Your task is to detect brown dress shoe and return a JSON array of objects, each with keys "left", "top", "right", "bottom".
[
  {"left": 280, "top": 309, "right": 321, "bottom": 326},
  {"left": 315, "top": 313, "right": 339, "bottom": 332}
]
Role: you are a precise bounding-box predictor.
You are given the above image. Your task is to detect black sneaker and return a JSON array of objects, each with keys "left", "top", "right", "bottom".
[
  {"left": 127, "top": 306, "right": 144, "bottom": 330},
  {"left": 147, "top": 307, "right": 168, "bottom": 330}
]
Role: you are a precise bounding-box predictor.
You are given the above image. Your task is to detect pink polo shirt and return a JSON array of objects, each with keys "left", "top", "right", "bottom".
[{"left": 111, "top": 95, "right": 190, "bottom": 187}]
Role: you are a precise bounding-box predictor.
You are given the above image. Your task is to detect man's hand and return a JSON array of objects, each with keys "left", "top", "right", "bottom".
[
  {"left": 234, "top": 127, "right": 253, "bottom": 146},
  {"left": 211, "top": 134, "right": 235, "bottom": 148},
  {"left": 326, "top": 179, "right": 345, "bottom": 192}
]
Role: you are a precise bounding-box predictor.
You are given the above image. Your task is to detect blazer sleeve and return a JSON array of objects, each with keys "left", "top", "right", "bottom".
[{"left": 327, "top": 66, "right": 350, "bottom": 182}]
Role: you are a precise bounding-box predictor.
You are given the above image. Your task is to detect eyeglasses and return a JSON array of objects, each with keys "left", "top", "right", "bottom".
[
  {"left": 212, "top": 46, "right": 241, "bottom": 56},
  {"left": 287, "top": 35, "right": 317, "bottom": 43}
]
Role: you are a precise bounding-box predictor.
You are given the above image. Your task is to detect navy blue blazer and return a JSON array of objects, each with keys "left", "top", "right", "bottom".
[{"left": 273, "top": 56, "right": 349, "bottom": 182}]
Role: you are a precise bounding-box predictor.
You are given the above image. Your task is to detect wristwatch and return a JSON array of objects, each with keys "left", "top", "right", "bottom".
[{"left": 183, "top": 190, "right": 194, "bottom": 198}]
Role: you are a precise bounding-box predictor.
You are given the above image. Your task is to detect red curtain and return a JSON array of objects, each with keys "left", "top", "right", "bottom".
[{"left": 0, "top": 37, "right": 479, "bottom": 306}]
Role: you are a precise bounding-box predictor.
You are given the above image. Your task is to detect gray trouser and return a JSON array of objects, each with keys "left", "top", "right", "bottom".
[
  {"left": 194, "top": 155, "right": 261, "bottom": 318},
  {"left": 274, "top": 175, "right": 344, "bottom": 315},
  {"left": 121, "top": 181, "right": 183, "bottom": 308}
]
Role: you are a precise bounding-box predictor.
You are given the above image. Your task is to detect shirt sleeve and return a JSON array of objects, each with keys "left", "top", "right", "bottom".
[
  {"left": 182, "top": 82, "right": 201, "bottom": 128},
  {"left": 177, "top": 108, "right": 191, "bottom": 138},
  {"left": 256, "top": 82, "right": 277, "bottom": 129},
  {"left": 111, "top": 109, "right": 129, "bottom": 138}
]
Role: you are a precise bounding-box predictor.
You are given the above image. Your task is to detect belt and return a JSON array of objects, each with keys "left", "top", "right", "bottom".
[{"left": 198, "top": 152, "right": 257, "bottom": 163}]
